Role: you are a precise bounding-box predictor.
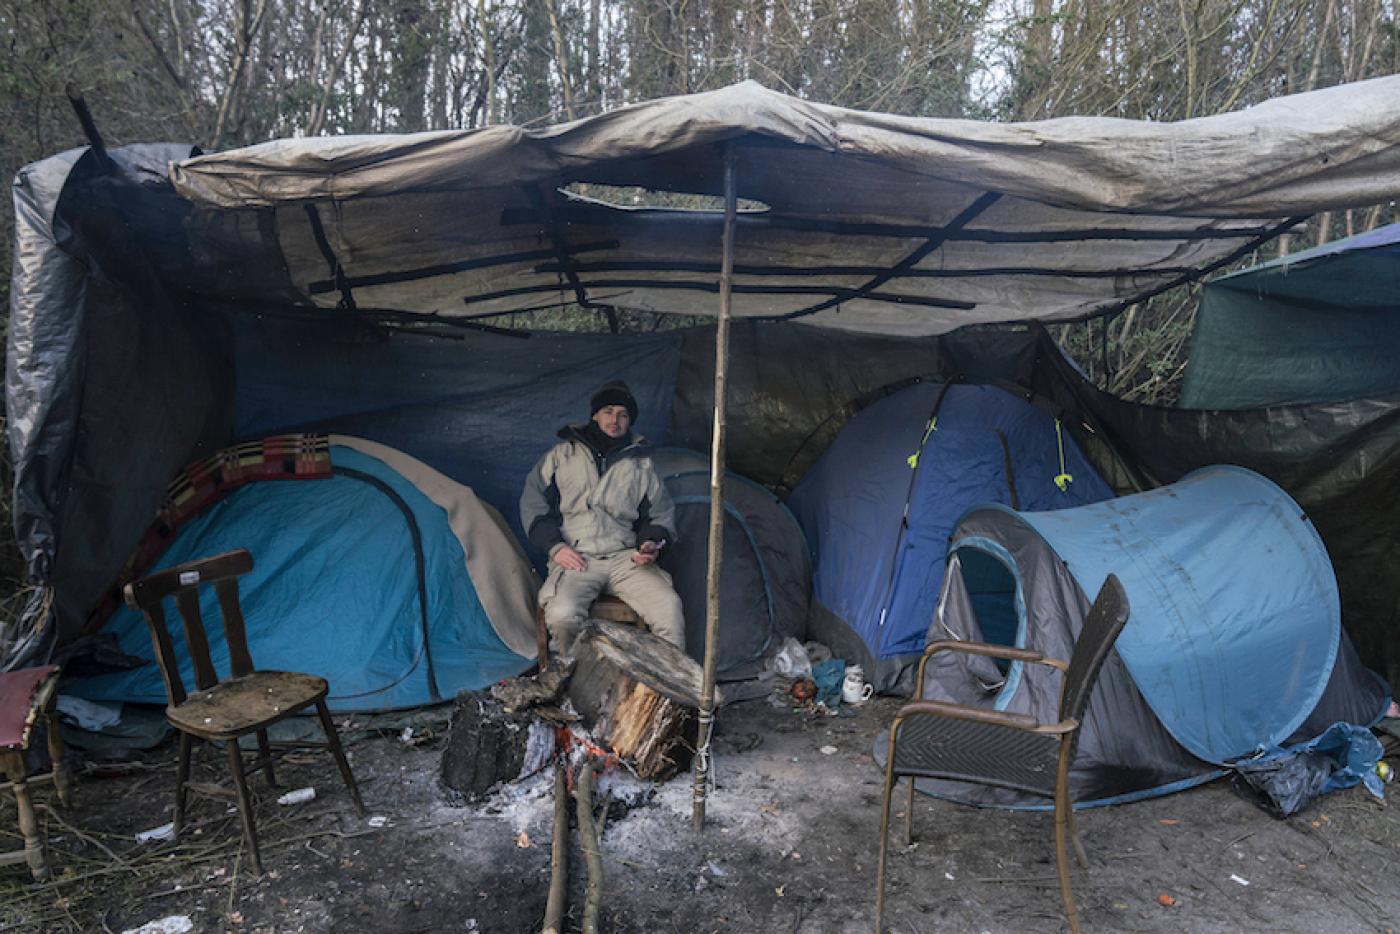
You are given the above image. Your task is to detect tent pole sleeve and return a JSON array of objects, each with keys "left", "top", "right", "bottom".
[{"left": 693, "top": 140, "right": 736, "bottom": 831}]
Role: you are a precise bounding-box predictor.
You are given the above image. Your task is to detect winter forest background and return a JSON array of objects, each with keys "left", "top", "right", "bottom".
[{"left": 3, "top": 0, "right": 1398, "bottom": 396}]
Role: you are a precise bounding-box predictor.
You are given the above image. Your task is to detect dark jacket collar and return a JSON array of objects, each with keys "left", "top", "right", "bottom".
[{"left": 557, "top": 423, "right": 650, "bottom": 460}]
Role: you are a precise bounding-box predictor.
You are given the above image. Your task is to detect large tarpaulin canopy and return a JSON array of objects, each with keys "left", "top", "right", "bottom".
[
  {"left": 163, "top": 77, "right": 1400, "bottom": 336},
  {"left": 11, "top": 77, "right": 1400, "bottom": 674}
]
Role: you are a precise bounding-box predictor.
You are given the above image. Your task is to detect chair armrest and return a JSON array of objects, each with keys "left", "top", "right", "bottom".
[
  {"left": 896, "top": 699, "right": 1040, "bottom": 731},
  {"left": 924, "top": 640, "right": 1069, "bottom": 672}
]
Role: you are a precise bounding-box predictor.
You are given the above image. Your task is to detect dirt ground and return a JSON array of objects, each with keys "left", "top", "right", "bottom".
[{"left": 3, "top": 693, "right": 1398, "bottom": 934}]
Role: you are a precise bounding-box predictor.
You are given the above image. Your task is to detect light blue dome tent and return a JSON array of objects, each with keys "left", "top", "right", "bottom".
[
  {"left": 910, "top": 466, "right": 1389, "bottom": 807},
  {"left": 789, "top": 382, "right": 1115, "bottom": 692}
]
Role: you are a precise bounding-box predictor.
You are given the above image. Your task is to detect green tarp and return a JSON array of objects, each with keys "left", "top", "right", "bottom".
[{"left": 1182, "top": 223, "right": 1400, "bottom": 409}]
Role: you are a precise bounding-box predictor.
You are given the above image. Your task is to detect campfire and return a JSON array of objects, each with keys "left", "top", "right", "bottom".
[{"left": 440, "top": 618, "right": 713, "bottom": 933}]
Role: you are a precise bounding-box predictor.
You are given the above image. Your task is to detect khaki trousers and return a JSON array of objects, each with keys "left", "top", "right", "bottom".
[{"left": 540, "top": 551, "right": 686, "bottom": 653}]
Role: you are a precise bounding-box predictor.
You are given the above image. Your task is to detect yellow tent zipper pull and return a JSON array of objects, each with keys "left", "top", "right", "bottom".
[
  {"left": 907, "top": 417, "right": 938, "bottom": 468},
  {"left": 1053, "top": 419, "right": 1074, "bottom": 492}
]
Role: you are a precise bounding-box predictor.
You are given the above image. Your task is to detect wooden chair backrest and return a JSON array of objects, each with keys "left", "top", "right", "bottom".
[{"left": 122, "top": 549, "right": 255, "bottom": 706}]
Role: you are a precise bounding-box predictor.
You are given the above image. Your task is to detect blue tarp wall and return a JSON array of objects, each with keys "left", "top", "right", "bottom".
[{"left": 230, "top": 314, "right": 682, "bottom": 567}]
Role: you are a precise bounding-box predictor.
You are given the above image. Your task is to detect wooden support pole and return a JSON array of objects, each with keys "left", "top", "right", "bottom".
[
  {"left": 692, "top": 141, "right": 737, "bottom": 830},
  {"left": 541, "top": 762, "right": 569, "bottom": 934}
]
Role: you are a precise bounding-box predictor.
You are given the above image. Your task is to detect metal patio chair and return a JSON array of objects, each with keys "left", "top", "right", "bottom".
[
  {"left": 124, "top": 548, "right": 365, "bottom": 874},
  {"left": 874, "top": 573, "right": 1130, "bottom": 934}
]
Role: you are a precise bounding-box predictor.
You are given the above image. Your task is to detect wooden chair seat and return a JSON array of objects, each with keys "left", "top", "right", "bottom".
[{"left": 167, "top": 671, "right": 328, "bottom": 739}]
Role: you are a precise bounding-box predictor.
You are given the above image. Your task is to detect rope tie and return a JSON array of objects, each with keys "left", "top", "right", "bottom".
[
  {"left": 695, "top": 707, "right": 717, "bottom": 792},
  {"left": 1053, "top": 419, "right": 1074, "bottom": 492}
]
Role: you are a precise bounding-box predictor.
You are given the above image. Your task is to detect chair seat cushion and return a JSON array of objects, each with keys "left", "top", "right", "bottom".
[
  {"left": 0, "top": 666, "right": 59, "bottom": 750},
  {"left": 892, "top": 714, "right": 1062, "bottom": 797},
  {"left": 168, "top": 671, "right": 327, "bottom": 738}
]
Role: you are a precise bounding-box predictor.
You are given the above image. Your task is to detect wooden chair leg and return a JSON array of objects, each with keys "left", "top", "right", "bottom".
[
  {"left": 316, "top": 701, "right": 365, "bottom": 817},
  {"left": 173, "top": 733, "right": 194, "bottom": 836},
  {"left": 1053, "top": 756, "right": 1082, "bottom": 934},
  {"left": 256, "top": 730, "right": 277, "bottom": 788},
  {"left": 875, "top": 725, "right": 901, "bottom": 934},
  {"left": 6, "top": 753, "right": 49, "bottom": 882},
  {"left": 1066, "top": 799, "right": 1089, "bottom": 868},
  {"left": 225, "top": 741, "right": 262, "bottom": 875},
  {"left": 44, "top": 709, "right": 72, "bottom": 808}
]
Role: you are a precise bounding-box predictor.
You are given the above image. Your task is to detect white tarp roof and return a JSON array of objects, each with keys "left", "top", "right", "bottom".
[{"left": 168, "top": 77, "right": 1400, "bottom": 336}]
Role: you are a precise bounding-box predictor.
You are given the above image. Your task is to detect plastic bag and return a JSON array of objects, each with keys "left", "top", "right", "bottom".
[
  {"left": 1233, "top": 722, "right": 1384, "bottom": 818},
  {"left": 769, "top": 637, "right": 813, "bottom": 680}
]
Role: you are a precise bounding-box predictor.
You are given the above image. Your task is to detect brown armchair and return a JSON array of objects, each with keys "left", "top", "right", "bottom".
[{"left": 874, "top": 573, "right": 1129, "bottom": 934}]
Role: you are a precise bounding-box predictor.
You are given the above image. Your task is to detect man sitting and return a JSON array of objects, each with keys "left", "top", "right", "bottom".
[{"left": 520, "top": 380, "right": 685, "bottom": 655}]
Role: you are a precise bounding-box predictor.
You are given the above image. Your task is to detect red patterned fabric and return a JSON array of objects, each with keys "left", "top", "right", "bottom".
[
  {"left": 85, "top": 435, "right": 333, "bottom": 633},
  {"left": 0, "top": 666, "right": 58, "bottom": 750}
]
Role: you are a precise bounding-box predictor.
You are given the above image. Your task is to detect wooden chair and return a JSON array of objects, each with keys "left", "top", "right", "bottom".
[
  {"left": 123, "top": 548, "right": 365, "bottom": 874},
  {"left": 874, "top": 574, "right": 1130, "bottom": 934},
  {"left": 0, "top": 665, "right": 72, "bottom": 881}
]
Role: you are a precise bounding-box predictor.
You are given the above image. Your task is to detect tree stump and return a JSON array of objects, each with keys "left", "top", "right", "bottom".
[
  {"left": 440, "top": 692, "right": 537, "bottom": 802},
  {"left": 568, "top": 619, "right": 713, "bottom": 781}
]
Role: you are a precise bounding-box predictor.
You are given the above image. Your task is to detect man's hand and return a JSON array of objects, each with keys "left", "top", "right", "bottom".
[
  {"left": 552, "top": 545, "right": 587, "bottom": 572},
  {"left": 632, "top": 539, "right": 663, "bottom": 566}
]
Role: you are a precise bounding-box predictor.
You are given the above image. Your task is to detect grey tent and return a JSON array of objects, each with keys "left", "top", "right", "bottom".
[
  {"left": 652, "top": 448, "right": 810, "bottom": 672},
  {"left": 10, "top": 76, "right": 1400, "bottom": 668}
]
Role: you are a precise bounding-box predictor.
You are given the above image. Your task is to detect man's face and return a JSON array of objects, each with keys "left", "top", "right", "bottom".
[{"left": 592, "top": 404, "right": 632, "bottom": 438}]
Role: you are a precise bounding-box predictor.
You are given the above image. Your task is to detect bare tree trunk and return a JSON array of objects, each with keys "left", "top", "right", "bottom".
[
  {"left": 588, "top": 0, "right": 602, "bottom": 108},
  {"left": 547, "top": 0, "right": 576, "bottom": 120},
  {"left": 309, "top": 0, "right": 369, "bottom": 136},
  {"left": 478, "top": 0, "right": 499, "bottom": 123},
  {"left": 212, "top": 0, "right": 269, "bottom": 145},
  {"left": 1279, "top": 0, "right": 1338, "bottom": 256},
  {"left": 431, "top": 0, "right": 449, "bottom": 129}
]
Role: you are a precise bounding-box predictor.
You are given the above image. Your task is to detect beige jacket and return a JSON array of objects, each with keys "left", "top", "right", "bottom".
[{"left": 520, "top": 426, "right": 676, "bottom": 558}]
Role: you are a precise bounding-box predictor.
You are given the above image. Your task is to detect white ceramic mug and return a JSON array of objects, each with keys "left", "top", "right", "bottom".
[{"left": 842, "top": 667, "right": 874, "bottom": 705}]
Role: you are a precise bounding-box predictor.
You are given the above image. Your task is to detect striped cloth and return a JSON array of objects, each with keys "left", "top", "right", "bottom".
[{"left": 85, "top": 434, "right": 333, "bottom": 633}]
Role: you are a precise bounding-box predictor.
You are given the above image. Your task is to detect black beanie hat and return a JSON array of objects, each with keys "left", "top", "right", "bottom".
[{"left": 590, "top": 380, "right": 638, "bottom": 422}]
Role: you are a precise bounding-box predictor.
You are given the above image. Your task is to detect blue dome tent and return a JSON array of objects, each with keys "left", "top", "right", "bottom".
[
  {"left": 789, "top": 382, "right": 1114, "bottom": 691},
  {"left": 905, "top": 466, "right": 1389, "bottom": 808},
  {"left": 72, "top": 437, "right": 539, "bottom": 712}
]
